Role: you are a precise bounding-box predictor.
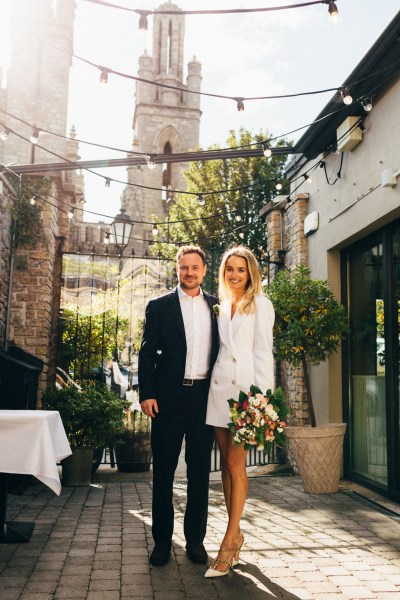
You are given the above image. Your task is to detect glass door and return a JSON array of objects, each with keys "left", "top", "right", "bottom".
[{"left": 348, "top": 239, "right": 387, "bottom": 487}]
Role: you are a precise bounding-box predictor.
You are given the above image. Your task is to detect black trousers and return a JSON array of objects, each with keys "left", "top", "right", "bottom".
[{"left": 150, "top": 380, "right": 215, "bottom": 546}]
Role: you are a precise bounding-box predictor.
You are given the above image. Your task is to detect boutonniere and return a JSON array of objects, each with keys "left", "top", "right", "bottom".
[{"left": 213, "top": 304, "right": 220, "bottom": 317}]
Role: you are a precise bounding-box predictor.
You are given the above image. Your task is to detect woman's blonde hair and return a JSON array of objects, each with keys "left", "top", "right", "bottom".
[{"left": 218, "top": 245, "right": 262, "bottom": 314}]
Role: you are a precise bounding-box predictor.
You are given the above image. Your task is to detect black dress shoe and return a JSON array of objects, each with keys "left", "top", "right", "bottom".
[
  {"left": 150, "top": 544, "right": 171, "bottom": 566},
  {"left": 185, "top": 542, "right": 208, "bottom": 564}
]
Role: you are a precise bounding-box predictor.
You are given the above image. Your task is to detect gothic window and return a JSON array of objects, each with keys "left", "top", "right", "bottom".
[{"left": 162, "top": 141, "right": 172, "bottom": 200}]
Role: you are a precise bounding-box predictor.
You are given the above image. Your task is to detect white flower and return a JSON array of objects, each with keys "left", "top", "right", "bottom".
[{"left": 277, "top": 427, "right": 283, "bottom": 433}]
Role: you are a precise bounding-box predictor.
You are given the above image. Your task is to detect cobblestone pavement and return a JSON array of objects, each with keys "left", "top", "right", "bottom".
[{"left": 1, "top": 474, "right": 400, "bottom": 600}]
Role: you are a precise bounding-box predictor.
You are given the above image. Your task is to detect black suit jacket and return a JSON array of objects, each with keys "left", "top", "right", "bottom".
[{"left": 138, "top": 287, "right": 219, "bottom": 410}]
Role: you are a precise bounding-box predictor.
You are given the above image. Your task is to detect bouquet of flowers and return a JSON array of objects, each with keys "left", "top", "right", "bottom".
[{"left": 227, "top": 385, "right": 288, "bottom": 452}]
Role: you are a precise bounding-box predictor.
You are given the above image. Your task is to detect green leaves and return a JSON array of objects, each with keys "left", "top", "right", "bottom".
[{"left": 266, "top": 266, "right": 348, "bottom": 368}]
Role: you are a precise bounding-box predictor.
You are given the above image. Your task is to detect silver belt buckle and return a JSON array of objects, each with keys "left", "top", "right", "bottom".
[{"left": 183, "top": 378, "right": 194, "bottom": 386}]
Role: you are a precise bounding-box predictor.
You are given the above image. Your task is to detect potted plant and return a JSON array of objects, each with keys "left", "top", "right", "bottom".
[
  {"left": 266, "top": 265, "right": 349, "bottom": 493},
  {"left": 42, "top": 383, "right": 129, "bottom": 485},
  {"left": 115, "top": 408, "right": 152, "bottom": 473}
]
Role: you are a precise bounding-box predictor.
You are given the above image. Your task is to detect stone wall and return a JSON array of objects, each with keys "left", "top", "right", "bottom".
[
  {"left": 0, "top": 178, "right": 13, "bottom": 347},
  {"left": 264, "top": 193, "right": 310, "bottom": 427}
]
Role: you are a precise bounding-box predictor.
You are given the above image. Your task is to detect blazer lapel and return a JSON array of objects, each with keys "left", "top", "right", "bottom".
[
  {"left": 219, "top": 300, "right": 235, "bottom": 355},
  {"left": 168, "top": 288, "right": 186, "bottom": 343}
]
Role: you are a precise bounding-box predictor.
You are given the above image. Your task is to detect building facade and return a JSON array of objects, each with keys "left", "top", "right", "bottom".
[{"left": 262, "top": 11, "right": 400, "bottom": 500}]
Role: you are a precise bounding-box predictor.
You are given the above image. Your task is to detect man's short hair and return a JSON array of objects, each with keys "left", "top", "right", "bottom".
[{"left": 176, "top": 245, "right": 206, "bottom": 265}]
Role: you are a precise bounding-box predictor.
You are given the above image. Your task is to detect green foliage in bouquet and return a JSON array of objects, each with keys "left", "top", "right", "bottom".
[{"left": 227, "top": 385, "right": 289, "bottom": 452}]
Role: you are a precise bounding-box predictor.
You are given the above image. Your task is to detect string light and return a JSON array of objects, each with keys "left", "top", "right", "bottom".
[
  {"left": 30, "top": 128, "right": 40, "bottom": 144},
  {"left": 325, "top": 1, "right": 339, "bottom": 20},
  {"left": 131, "top": 247, "right": 135, "bottom": 258},
  {"left": 146, "top": 155, "right": 156, "bottom": 170},
  {"left": 361, "top": 97, "right": 372, "bottom": 112},
  {"left": 0, "top": 128, "right": 10, "bottom": 141},
  {"left": 235, "top": 214, "right": 242, "bottom": 221},
  {"left": 67, "top": 207, "right": 75, "bottom": 219},
  {"left": 198, "top": 194, "right": 205, "bottom": 206},
  {"left": 104, "top": 245, "right": 109, "bottom": 256},
  {"left": 104, "top": 232, "right": 110, "bottom": 244},
  {"left": 104, "top": 177, "right": 111, "bottom": 188},
  {"left": 30, "top": 194, "right": 38, "bottom": 206},
  {"left": 275, "top": 181, "right": 283, "bottom": 191},
  {"left": 304, "top": 174, "right": 312, "bottom": 184},
  {"left": 99, "top": 68, "right": 109, "bottom": 84},
  {"left": 234, "top": 97, "right": 245, "bottom": 112},
  {"left": 239, "top": 232, "right": 245, "bottom": 239},
  {"left": 340, "top": 88, "right": 353, "bottom": 105},
  {"left": 263, "top": 143, "right": 272, "bottom": 158},
  {"left": 137, "top": 10, "right": 150, "bottom": 30},
  {"left": 152, "top": 223, "right": 159, "bottom": 236}
]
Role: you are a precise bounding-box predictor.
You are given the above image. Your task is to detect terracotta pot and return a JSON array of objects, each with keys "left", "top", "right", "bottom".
[{"left": 286, "top": 423, "right": 347, "bottom": 494}]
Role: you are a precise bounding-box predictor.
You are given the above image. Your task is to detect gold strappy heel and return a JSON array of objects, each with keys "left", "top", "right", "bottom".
[
  {"left": 231, "top": 531, "right": 244, "bottom": 567},
  {"left": 204, "top": 545, "right": 236, "bottom": 578}
]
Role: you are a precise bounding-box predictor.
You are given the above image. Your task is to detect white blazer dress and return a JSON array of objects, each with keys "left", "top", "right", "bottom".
[{"left": 206, "top": 293, "right": 275, "bottom": 429}]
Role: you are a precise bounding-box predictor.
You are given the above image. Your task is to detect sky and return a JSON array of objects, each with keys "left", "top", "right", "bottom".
[{"left": 1, "top": 0, "right": 400, "bottom": 222}]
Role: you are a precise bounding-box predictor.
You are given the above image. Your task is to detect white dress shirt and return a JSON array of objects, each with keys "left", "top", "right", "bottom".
[{"left": 177, "top": 285, "right": 212, "bottom": 379}]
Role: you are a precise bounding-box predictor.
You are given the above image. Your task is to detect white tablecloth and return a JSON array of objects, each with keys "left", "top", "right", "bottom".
[{"left": 0, "top": 410, "right": 72, "bottom": 495}]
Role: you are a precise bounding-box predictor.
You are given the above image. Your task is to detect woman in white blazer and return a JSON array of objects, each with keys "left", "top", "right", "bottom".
[{"left": 205, "top": 246, "right": 275, "bottom": 578}]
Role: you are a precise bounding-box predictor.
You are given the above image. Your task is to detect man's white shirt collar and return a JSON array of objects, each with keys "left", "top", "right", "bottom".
[{"left": 177, "top": 285, "right": 204, "bottom": 299}]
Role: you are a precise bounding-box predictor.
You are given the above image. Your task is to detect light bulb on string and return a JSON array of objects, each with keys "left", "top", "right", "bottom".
[
  {"left": 30, "top": 128, "right": 40, "bottom": 144},
  {"left": 67, "top": 207, "right": 75, "bottom": 219},
  {"left": 152, "top": 223, "right": 159, "bottom": 236},
  {"left": 326, "top": 0, "right": 339, "bottom": 21},
  {"left": 275, "top": 181, "right": 283, "bottom": 191},
  {"left": 137, "top": 11, "right": 149, "bottom": 30},
  {"left": 99, "top": 68, "right": 109, "bottom": 84},
  {"left": 235, "top": 214, "right": 242, "bottom": 221},
  {"left": 361, "top": 97, "right": 373, "bottom": 112},
  {"left": 146, "top": 155, "right": 156, "bottom": 170},
  {"left": 0, "top": 128, "right": 10, "bottom": 141},
  {"left": 263, "top": 143, "right": 272, "bottom": 158},
  {"left": 234, "top": 97, "right": 245, "bottom": 112},
  {"left": 30, "top": 194, "right": 38, "bottom": 206},
  {"left": 304, "top": 174, "right": 312, "bottom": 184},
  {"left": 239, "top": 232, "right": 245, "bottom": 239},
  {"left": 340, "top": 88, "right": 353, "bottom": 105},
  {"left": 198, "top": 194, "right": 205, "bottom": 206},
  {"left": 131, "top": 248, "right": 135, "bottom": 258},
  {"left": 104, "top": 178, "right": 111, "bottom": 188},
  {"left": 104, "top": 232, "right": 110, "bottom": 245}
]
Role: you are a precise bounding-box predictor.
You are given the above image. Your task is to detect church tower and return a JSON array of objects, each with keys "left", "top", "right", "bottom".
[{"left": 122, "top": 2, "right": 202, "bottom": 253}]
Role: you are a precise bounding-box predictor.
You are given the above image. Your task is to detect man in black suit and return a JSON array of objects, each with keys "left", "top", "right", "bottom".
[{"left": 139, "top": 245, "right": 219, "bottom": 567}]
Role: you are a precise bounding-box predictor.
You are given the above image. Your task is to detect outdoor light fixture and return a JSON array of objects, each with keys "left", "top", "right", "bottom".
[
  {"left": 30, "top": 128, "right": 40, "bottom": 144},
  {"left": 104, "top": 177, "right": 111, "bottom": 188},
  {"left": 111, "top": 208, "right": 133, "bottom": 249},
  {"left": 304, "top": 174, "right": 312, "bottom": 184},
  {"left": 152, "top": 223, "right": 159, "bottom": 236},
  {"left": 340, "top": 88, "right": 353, "bottom": 105},
  {"left": 325, "top": 0, "right": 339, "bottom": 20},
  {"left": 361, "top": 97, "right": 373, "bottom": 112},
  {"left": 104, "top": 232, "right": 110, "bottom": 244},
  {"left": 275, "top": 181, "right": 283, "bottom": 191},
  {"left": 146, "top": 155, "right": 156, "bottom": 169},
  {"left": 30, "top": 194, "right": 38, "bottom": 206},
  {"left": 99, "top": 68, "right": 109, "bottom": 84},
  {"left": 198, "top": 193, "right": 205, "bottom": 206},
  {"left": 0, "top": 128, "right": 10, "bottom": 141},
  {"left": 137, "top": 11, "right": 150, "bottom": 30},
  {"left": 263, "top": 143, "right": 272, "bottom": 158},
  {"left": 67, "top": 207, "right": 75, "bottom": 219},
  {"left": 234, "top": 97, "right": 245, "bottom": 112}
]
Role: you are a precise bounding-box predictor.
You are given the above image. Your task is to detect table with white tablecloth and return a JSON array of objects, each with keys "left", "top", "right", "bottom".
[{"left": 0, "top": 410, "right": 71, "bottom": 542}]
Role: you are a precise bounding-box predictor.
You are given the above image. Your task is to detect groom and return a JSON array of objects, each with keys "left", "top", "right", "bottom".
[{"left": 139, "top": 245, "right": 219, "bottom": 566}]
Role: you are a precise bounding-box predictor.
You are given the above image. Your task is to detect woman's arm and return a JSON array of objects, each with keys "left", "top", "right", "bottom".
[{"left": 253, "top": 295, "right": 275, "bottom": 393}]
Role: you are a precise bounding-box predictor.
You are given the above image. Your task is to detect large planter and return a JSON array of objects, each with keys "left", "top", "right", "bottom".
[
  {"left": 115, "top": 431, "right": 152, "bottom": 473},
  {"left": 61, "top": 446, "right": 94, "bottom": 486},
  {"left": 286, "top": 424, "right": 347, "bottom": 494}
]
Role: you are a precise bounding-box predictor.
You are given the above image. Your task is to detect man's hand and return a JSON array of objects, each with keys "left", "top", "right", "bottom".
[{"left": 141, "top": 398, "right": 159, "bottom": 418}]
